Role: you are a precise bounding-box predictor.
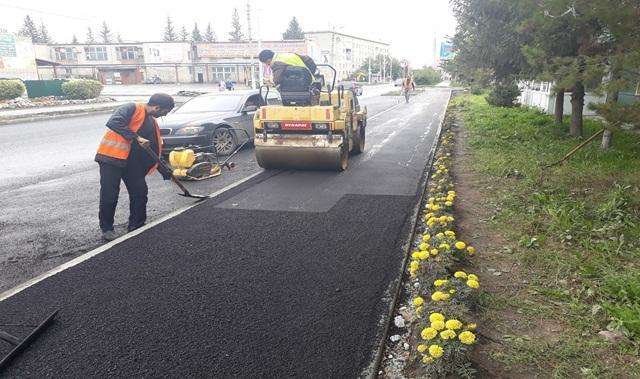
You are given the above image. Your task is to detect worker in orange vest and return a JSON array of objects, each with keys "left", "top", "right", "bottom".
[{"left": 95, "top": 93, "right": 174, "bottom": 241}]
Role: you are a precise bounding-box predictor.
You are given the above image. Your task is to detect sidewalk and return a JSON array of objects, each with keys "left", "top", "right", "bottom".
[{"left": 0, "top": 102, "right": 126, "bottom": 125}]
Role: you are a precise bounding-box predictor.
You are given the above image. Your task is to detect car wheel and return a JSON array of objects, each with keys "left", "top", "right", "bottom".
[{"left": 211, "top": 127, "right": 237, "bottom": 156}]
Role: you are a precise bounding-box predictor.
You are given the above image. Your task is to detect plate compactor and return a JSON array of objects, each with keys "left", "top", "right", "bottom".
[{"left": 254, "top": 64, "right": 367, "bottom": 171}]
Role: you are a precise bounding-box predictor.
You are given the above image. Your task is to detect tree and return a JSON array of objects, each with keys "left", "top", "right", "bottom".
[
  {"left": 229, "top": 8, "right": 244, "bottom": 42},
  {"left": 39, "top": 21, "right": 51, "bottom": 43},
  {"left": 204, "top": 22, "right": 216, "bottom": 42},
  {"left": 357, "top": 54, "right": 403, "bottom": 80},
  {"left": 100, "top": 21, "right": 112, "bottom": 43},
  {"left": 192, "top": 23, "right": 203, "bottom": 43},
  {"left": 86, "top": 27, "right": 95, "bottom": 44},
  {"left": 179, "top": 25, "right": 188, "bottom": 42},
  {"left": 163, "top": 16, "right": 176, "bottom": 42},
  {"left": 20, "top": 15, "right": 40, "bottom": 43},
  {"left": 71, "top": 35, "right": 78, "bottom": 44},
  {"left": 282, "top": 17, "right": 304, "bottom": 40}
]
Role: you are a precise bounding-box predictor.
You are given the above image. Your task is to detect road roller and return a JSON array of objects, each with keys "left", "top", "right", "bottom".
[{"left": 254, "top": 64, "right": 367, "bottom": 171}]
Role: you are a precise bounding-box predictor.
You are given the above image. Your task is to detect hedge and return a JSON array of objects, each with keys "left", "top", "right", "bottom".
[
  {"left": 0, "top": 79, "right": 26, "bottom": 100},
  {"left": 61, "top": 79, "right": 103, "bottom": 100}
]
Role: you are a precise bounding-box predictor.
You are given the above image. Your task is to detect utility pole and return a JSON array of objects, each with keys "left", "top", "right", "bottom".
[
  {"left": 256, "top": 2, "right": 263, "bottom": 86},
  {"left": 368, "top": 56, "right": 371, "bottom": 84},
  {"left": 246, "top": 2, "right": 252, "bottom": 41}
]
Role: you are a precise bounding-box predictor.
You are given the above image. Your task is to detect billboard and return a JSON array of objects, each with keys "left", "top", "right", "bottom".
[
  {"left": 439, "top": 42, "right": 454, "bottom": 61},
  {"left": 0, "top": 32, "right": 17, "bottom": 57}
]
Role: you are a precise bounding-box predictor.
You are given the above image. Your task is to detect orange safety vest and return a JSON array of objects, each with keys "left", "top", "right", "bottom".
[{"left": 96, "top": 103, "right": 163, "bottom": 174}]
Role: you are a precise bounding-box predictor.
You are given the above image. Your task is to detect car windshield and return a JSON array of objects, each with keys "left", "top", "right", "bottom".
[{"left": 174, "top": 95, "right": 243, "bottom": 113}]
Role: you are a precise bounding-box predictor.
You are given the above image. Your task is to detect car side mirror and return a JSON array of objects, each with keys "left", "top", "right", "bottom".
[{"left": 242, "top": 104, "right": 258, "bottom": 113}]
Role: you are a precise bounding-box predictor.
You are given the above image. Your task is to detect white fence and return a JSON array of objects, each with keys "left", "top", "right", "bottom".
[{"left": 518, "top": 81, "right": 605, "bottom": 116}]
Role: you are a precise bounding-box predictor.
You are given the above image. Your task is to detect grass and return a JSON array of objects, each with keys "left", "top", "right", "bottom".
[{"left": 453, "top": 94, "right": 640, "bottom": 377}]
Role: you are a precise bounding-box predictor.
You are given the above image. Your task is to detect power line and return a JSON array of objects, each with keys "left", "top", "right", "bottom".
[{"left": 0, "top": 2, "right": 94, "bottom": 21}]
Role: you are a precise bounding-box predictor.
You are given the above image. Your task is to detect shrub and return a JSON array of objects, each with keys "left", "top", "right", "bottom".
[
  {"left": 486, "top": 81, "right": 520, "bottom": 107},
  {"left": 0, "top": 79, "right": 26, "bottom": 100},
  {"left": 61, "top": 79, "right": 103, "bottom": 100},
  {"left": 414, "top": 67, "right": 443, "bottom": 86}
]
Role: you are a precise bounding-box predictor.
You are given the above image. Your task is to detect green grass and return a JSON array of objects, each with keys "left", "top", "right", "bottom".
[{"left": 454, "top": 94, "right": 640, "bottom": 376}]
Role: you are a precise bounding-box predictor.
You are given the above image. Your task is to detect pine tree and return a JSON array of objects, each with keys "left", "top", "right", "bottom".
[
  {"left": 282, "top": 17, "right": 304, "bottom": 40},
  {"left": 163, "top": 16, "right": 176, "bottom": 41},
  {"left": 192, "top": 22, "right": 203, "bottom": 43},
  {"left": 229, "top": 8, "right": 244, "bottom": 42},
  {"left": 86, "top": 27, "right": 95, "bottom": 43},
  {"left": 71, "top": 35, "right": 78, "bottom": 44},
  {"left": 39, "top": 21, "right": 51, "bottom": 43},
  {"left": 204, "top": 22, "right": 216, "bottom": 42},
  {"left": 20, "top": 15, "right": 40, "bottom": 43},
  {"left": 179, "top": 26, "right": 188, "bottom": 42},
  {"left": 100, "top": 21, "right": 112, "bottom": 43}
]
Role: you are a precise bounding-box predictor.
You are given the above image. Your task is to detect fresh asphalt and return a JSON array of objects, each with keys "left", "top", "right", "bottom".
[{"left": 0, "top": 88, "right": 451, "bottom": 377}]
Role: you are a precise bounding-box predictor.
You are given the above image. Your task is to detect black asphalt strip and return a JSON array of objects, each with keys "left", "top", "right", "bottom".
[{"left": 0, "top": 193, "right": 414, "bottom": 377}]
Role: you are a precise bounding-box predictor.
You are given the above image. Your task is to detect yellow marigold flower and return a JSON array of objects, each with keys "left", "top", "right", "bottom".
[
  {"left": 448, "top": 191, "right": 456, "bottom": 196},
  {"left": 446, "top": 196, "right": 455, "bottom": 202},
  {"left": 422, "top": 356, "right": 434, "bottom": 364},
  {"left": 439, "top": 243, "right": 450, "bottom": 251},
  {"left": 410, "top": 261, "right": 420, "bottom": 270},
  {"left": 413, "top": 296, "right": 425, "bottom": 307},
  {"left": 417, "top": 344, "right": 428, "bottom": 353},
  {"left": 419, "top": 243, "right": 429, "bottom": 251},
  {"left": 432, "top": 205, "right": 441, "bottom": 211},
  {"left": 418, "top": 251, "right": 429, "bottom": 260},
  {"left": 422, "top": 234, "right": 431, "bottom": 242},
  {"left": 438, "top": 216, "right": 448, "bottom": 222},
  {"left": 466, "top": 323, "right": 477, "bottom": 331},
  {"left": 447, "top": 216, "right": 455, "bottom": 222},
  {"left": 433, "top": 279, "right": 448, "bottom": 287},
  {"left": 454, "top": 271, "right": 467, "bottom": 279},
  {"left": 441, "top": 293, "right": 451, "bottom": 300},
  {"left": 428, "top": 197, "right": 435, "bottom": 204},
  {"left": 445, "top": 319, "right": 463, "bottom": 330},
  {"left": 431, "top": 320, "right": 445, "bottom": 331},
  {"left": 459, "top": 331, "right": 476, "bottom": 345},
  {"left": 428, "top": 217, "right": 437, "bottom": 224},
  {"left": 467, "top": 246, "right": 476, "bottom": 255},
  {"left": 425, "top": 213, "right": 434, "bottom": 219},
  {"left": 431, "top": 291, "right": 449, "bottom": 301},
  {"left": 455, "top": 241, "right": 467, "bottom": 250},
  {"left": 430, "top": 248, "right": 439, "bottom": 256},
  {"left": 467, "top": 274, "right": 478, "bottom": 281},
  {"left": 445, "top": 201, "right": 453, "bottom": 207},
  {"left": 467, "top": 279, "right": 480, "bottom": 289},
  {"left": 421, "top": 327, "right": 438, "bottom": 340},
  {"left": 429, "top": 344, "right": 444, "bottom": 358},
  {"left": 411, "top": 251, "right": 421, "bottom": 260},
  {"left": 445, "top": 230, "right": 456, "bottom": 237},
  {"left": 436, "top": 232, "right": 445, "bottom": 239},
  {"left": 429, "top": 313, "right": 445, "bottom": 323},
  {"left": 440, "top": 329, "right": 457, "bottom": 340}
]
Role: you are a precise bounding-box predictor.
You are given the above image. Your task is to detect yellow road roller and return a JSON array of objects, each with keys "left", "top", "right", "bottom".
[{"left": 254, "top": 64, "right": 367, "bottom": 171}]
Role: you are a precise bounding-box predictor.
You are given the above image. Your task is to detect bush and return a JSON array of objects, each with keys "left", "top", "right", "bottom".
[
  {"left": 413, "top": 67, "right": 443, "bottom": 86},
  {"left": 0, "top": 79, "right": 26, "bottom": 100},
  {"left": 61, "top": 79, "right": 103, "bottom": 100},
  {"left": 486, "top": 81, "right": 520, "bottom": 107}
]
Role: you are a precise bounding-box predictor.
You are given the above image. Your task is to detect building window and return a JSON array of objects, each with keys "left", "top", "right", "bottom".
[
  {"left": 212, "top": 66, "right": 236, "bottom": 81},
  {"left": 345, "top": 48, "right": 352, "bottom": 61},
  {"left": 119, "top": 46, "right": 142, "bottom": 60},
  {"left": 85, "top": 46, "right": 108, "bottom": 61},
  {"left": 149, "top": 48, "right": 160, "bottom": 57},
  {"left": 55, "top": 47, "right": 75, "bottom": 61}
]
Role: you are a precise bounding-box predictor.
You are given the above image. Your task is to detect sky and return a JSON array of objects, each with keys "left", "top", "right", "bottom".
[{"left": 0, "top": 0, "right": 457, "bottom": 67}]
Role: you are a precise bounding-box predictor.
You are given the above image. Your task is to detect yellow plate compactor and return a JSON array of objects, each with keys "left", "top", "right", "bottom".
[{"left": 254, "top": 64, "right": 367, "bottom": 171}]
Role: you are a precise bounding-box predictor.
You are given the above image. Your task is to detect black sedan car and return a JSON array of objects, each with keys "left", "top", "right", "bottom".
[{"left": 158, "top": 90, "right": 281, "bottom": 155}]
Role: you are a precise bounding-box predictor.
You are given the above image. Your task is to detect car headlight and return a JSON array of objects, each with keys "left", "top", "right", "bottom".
[
  {"left": 175, "top": 126, "right": 205, "bottom": 135},
  {"left": 313, "top": 123, "right": 330, "bottom": 131}
]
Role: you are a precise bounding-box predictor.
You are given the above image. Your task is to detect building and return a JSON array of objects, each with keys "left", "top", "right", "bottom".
[
  {"left": 0, "top": 32, "right": 38, "bottom": 80},
  {"left": 304, "top": 31, "right": 390, "bottom": 81},
  {"left": 3, "top": 31, "right": 390, "bottom": 84}
]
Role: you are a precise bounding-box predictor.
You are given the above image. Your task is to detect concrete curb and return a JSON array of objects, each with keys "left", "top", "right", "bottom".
[{"left": 0, "top": 104, "right": 122, "bottom": 126}]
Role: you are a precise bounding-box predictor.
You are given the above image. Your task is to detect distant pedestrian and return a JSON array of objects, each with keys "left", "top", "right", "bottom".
[
  {"left": 219, "top": 80, "right": 226, "bottom": 91},
  {"left": 226, "top": 80, "right": 235, "bottom": 91},
  {"left": 402, "top": 76, "right": 416, "bottom": 103},
  {"left": 95, "top": 93, "right": 175, "bottom": 241}
]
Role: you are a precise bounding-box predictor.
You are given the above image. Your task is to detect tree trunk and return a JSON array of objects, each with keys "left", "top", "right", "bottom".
[
  {"left": 601, "top": 129, "right": 613, "bottom": 149},
  {"left": 601, "top": 62, "right": 622, "bottom": 150},
  {"left": 554, "top": 89, "right": 565, "bottom": 125},
  {"left": 570, "top": 81, "right": 584, "bottom": 138}
]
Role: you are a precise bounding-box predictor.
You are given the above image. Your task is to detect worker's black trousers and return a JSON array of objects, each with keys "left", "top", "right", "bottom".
[{"left": 98, "top": 162, "right": 148, "bottom": 233}]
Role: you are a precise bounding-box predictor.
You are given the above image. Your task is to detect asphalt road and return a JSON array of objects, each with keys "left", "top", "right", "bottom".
[
  {"left": 0, "top": 89, "right": 396, "bottom": 293},
  {"left": 0, "top": 88, "right": 450, "bottom": 377}
]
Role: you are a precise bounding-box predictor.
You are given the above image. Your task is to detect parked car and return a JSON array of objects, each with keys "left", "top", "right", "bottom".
[
  {"left": 144, "top": 75, "right": 162, "bottom": 84},
  {"left": 394, "top": 78, "right": 403, "bottom": 87},
  {"left": 158, "top": 90, "right": 281, "bottom": 155},
  {"left": 337, "top": 81, "right": 363, "bottom": 96}
]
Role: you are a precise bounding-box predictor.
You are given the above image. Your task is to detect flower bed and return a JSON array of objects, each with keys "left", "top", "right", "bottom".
[
  {"left": 0, "top": 96, "right": 115, "bottom": 111},
  {"left": 382, "top": 117, "right": 480, "bottom": 378}
]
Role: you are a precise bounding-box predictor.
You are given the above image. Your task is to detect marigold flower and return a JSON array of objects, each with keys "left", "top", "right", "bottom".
[
  {"left": 418, "top": 251, "right": 429, "bottom": 260},
  {"left": 440, "top": 329, "right": 456, "bottom": 340},
  {"left": 439, "top": 243, "right": 450, "bottom": 251},
  {"left": 436, "top": 232, "right": 445, "bottom": 239},
  {"left": 454, "top": 271, "right": 467, "bottom": 279},
  {"left": 455, "top": 241, "right": 467, "bottom": 250},
  {"left": 467, "top": 279, "right": 480, "bottom": 289},
  {"left": 429, "top": 344, "right": 444, "bottom": 358},
  {"left": 430, "top": 248, "right": 439, "bottom": 256},
  {"left": 445, "top": 201, "right": 453, "bottom": 207},
  {"left": 413, "top": 296, "right": 425, "bottom": 307},
  {"left": 410, "top": 261, "right": 420, "bottom": 270},
  {"left": 445, "top": 230, "right": 456, "bottom": 237},
  {"left": 419, "top": 243, "right": 429, "bottom": 251},
  {"left": 429, "top": 313, "right": 445, "bottom": 323},
  {"left": 422, "top": 356, "right": 434, "bottom": 364},
  {"left": 421, "top": 327, "right": 438, "bottom": 340},
  {"left": 467, "top": 246, "right": 476, "bottom": 255},
  {"left": 412, "top": 251, "right": 421, "bottom": 260},
  {"left": 433, "top": 279, "right": 448, "bottom": 287},
  {"left": 417, "top": 344, "right": 428, "bottom": 353},
  {"left": 465, "top": 323, "right": 477, "bottom": 330},
  {"left": 431, "top": 320, "right": 445, "bottom": 331},
  {"left": 445, "top": 319, "right": 463, "bottom": 330},
  {"left": 422, "top": 234, "right": 431, "bottom": 242},
  {"left": 467, "top": 274, "right": 478, "bottom": 281},
  {"left": 459, "top": 331, "right": 476, "bottom": 345}
]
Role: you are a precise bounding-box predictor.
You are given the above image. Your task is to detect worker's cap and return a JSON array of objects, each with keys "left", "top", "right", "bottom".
[
  {"left": 148, "top": 93, "right": 175, "bottom": 110},
  {"left": 258, "top": 49, "right": 275, "bottom": 63}
]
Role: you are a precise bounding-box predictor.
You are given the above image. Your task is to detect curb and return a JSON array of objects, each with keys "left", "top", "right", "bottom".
[
  {"left": 0, "top": 104, "right": 122, "bottom": 126},
  {"left": 366, "top": 90, "right": 453, "bottom": 378}
]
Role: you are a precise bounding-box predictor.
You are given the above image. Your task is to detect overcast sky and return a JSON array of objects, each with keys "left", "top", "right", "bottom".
[{"left": 0, "top": 0, "right": 456, "bottom": 66}]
